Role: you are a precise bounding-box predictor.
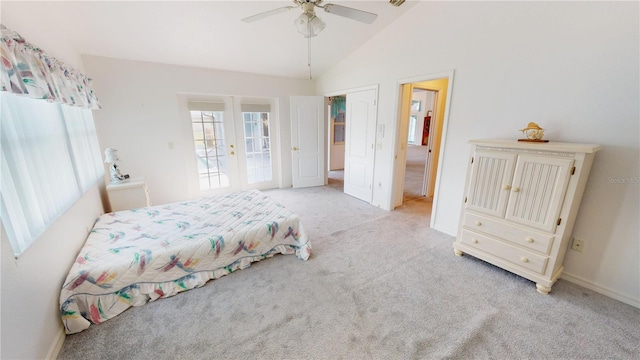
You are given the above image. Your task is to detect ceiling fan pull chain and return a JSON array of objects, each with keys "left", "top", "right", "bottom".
[{"left": 308, "top": 19, "right": 312, "bottom": 79}]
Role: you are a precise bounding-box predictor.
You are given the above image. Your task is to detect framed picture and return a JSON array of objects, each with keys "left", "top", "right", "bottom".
[{"left": 411, "top": 100, "right": 421, "bottom": 112}]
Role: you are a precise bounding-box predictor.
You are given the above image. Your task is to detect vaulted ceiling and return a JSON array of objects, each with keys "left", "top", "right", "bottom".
[{"left": 2, "top": 1, "right": 415, "bottom": 79}]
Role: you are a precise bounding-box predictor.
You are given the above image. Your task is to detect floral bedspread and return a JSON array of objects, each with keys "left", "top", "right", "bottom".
[{"left": 60, "top": 190, "right": 311, "bottom": 334}]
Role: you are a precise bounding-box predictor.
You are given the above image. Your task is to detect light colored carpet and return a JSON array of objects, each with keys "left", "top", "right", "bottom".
[
  {"left": 57, "top": 182, "right": 639, "bottom": 359},
  {"left": 404, "top": 145, "right": 428, "bottom": 202}
]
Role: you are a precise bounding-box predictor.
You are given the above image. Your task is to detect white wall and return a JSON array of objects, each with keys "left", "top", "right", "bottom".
[
  {"left": 317, "top": 1, "right": 639, "bottom": 305},
  {"left": 1, "top": 2, "right": 84, "bottom": 72},
  {"left": 83, "top": 56, "right": 315, "bottom": 206},
  {"left": 1, "top": 184, "right": 105, "bottom": 359}
]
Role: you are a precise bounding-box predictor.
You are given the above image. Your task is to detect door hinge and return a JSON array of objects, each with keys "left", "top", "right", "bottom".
[
  {"left": 557, "top": 218, "right": 562, "bottom": 226},
  {"left": 471, "top": 157, "right": 474, "bottom": 164},
  {"left": 571, "top": 166, "right": 576, "bottom": 175}
]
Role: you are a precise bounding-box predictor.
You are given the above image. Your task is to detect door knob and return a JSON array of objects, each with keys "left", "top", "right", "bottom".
[
  {"left": 502, "top": 185, "right": 511, "bottom": 191},
  {"left": 230, "top": 151, "right": 235, "bottom": 155},
  {"left": 230, "top": 144, "right": 234, "bottom": 148},
  {"left": 292, "top": 147, "right": 299, "bottom": 151},
  {"left": 512, "top": 187, "right": 520, "bottom": 192}
]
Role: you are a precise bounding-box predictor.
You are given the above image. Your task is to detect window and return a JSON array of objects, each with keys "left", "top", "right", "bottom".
[
  {"left": 1, "top": 92, "right": 104, "bottom": 256},
  {"left": 408, "top": 115, "right": 417, "bottom": 144},
  {"left": 331, "top": 96, "right": 346, "bottom": 145},
  {"left": 333, "top": 111, "right": 345, "bottom": 144}
]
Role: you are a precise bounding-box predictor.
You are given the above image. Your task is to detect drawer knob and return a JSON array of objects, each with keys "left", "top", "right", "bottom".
[
  {"left": 512, "top": 187, "right": 520, "bottom": 193},
  {"left": 474, "top": 220, "right": 482, "bottom": 226},
  {"left": 526, "top": 237, "right": 534, "bottom": 243},
  {"left": 521, "top": 257, "right": 529, "bottom": 263},
  {"left": 472, "top": 239, "right": 478, "bottom": 244},
  {"left": 502, "top": 184, "right": 511, "bottom": 191}
]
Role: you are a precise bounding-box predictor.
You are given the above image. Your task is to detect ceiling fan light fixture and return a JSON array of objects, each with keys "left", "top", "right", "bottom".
[{"left": 294, "top": 12, "right": 325, "bottom": 38}]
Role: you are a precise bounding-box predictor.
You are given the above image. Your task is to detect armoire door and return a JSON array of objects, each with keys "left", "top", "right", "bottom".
[
  {"left": 505, "top": 155, "right": 574, "bottom": 233},
  {"left": 465, "top": 150, "right": 517, "bottom": 218}
]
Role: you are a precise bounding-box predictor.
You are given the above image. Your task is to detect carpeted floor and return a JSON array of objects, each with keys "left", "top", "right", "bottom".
[
  {"left": 403, "top": 145, "right": 428, "bottom": 202},
  {"left": 57, "top": 182, "right": 639, "bottom": 359}
]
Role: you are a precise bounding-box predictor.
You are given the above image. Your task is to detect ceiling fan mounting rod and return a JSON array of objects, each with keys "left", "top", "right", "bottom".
[
  {"left": 294, "top": 0, "right": 323, "bottom": 6},
  {"left": 302, "top": 3, "right": 316, "bottom": 15}
]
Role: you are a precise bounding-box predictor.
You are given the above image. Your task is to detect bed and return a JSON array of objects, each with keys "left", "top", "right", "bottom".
[{"left": 59, "top": 189, "right": 311, "bottom": 334}]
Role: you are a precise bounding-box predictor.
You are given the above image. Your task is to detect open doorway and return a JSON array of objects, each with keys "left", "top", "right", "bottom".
[
  {"left": 327, "top": 95, "right": 346, "bottom": 190},
  {"left": 393, "top": 74, "right": 453, "bottom": 224},
  {"left": 403, "top": 88, "right": 436, "bottom": 202}
]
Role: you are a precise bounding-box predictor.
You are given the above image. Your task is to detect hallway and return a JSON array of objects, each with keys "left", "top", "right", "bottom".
[{"left": 403, "top": 144, "right": 429, "bottom": 202}]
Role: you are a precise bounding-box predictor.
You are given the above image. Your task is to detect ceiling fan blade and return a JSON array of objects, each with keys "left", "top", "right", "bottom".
[
  {"left": 322, "top": 4, "right": 377, "bottom": 24},
  {"left": 241, "top": 6, "right": 297, "bottom": 23}
]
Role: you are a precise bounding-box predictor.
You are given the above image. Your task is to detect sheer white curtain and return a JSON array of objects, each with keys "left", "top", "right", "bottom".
[
  {"left": 1, "top": 92, "right": 104, "bottom": 256},
  {"left": 61, "top": 105, "right": 104, "bottom": 190}
]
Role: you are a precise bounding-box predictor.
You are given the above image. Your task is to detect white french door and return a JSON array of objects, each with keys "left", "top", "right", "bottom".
[
  {"left": 189, "top": 97, "right": 278, "bottom": 193},
  {"left": 190, "top": 100, "right": 240, "bottom": 191}
]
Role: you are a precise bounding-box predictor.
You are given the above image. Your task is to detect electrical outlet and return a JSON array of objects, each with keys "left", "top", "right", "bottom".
[{"left": 571, "top": 238, "right": 585, "bottom": 252}]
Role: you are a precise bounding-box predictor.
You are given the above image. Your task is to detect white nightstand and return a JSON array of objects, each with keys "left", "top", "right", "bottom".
[{"left": 106, "top": 177, "right": 151, "bottom": 212}]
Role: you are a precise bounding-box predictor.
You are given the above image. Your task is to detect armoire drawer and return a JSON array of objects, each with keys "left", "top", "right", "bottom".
[
  {"left": 463, "top": 212, "right": 554, "bottom": 254},
  {"left": 460, "top": 229, "right": 549, "bottom": 274}
]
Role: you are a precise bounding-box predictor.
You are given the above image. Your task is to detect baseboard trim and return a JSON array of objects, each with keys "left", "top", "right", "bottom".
[
  {"left": 561, "top": 272, "right": 639, "bottom": 309},
  {"left": 46, "top": 328, "right": 65, "bottom": 360},
  {"left": 431, "top": 224, "right": 456, "bottom": 237}
]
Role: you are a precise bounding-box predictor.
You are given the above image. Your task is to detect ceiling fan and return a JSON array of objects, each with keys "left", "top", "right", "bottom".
[{"left": 241, "top": 0, "right": 378, "bottom": 38}]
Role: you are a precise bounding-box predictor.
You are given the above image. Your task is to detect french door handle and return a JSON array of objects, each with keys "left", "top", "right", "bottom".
[{"left": 230, "top": 151, "right": 235, "bottom": 155}]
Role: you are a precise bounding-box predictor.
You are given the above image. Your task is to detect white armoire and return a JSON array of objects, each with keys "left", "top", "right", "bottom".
[{"left": 454, "top": 139, "right": 600, "bottom": 294}]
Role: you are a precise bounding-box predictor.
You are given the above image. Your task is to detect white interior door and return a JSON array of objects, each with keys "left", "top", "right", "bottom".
[
  {"left": 393, "top": 84, "right": 413, "bottom": 207},
  {"left": 290, "top": 96, "right": 325, "bottom": 188},
  {"left": 344, "top": 89, "right": 377, "bottom": 202}
]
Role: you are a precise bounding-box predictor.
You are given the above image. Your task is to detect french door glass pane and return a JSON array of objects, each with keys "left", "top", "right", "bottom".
[
  {"left": 242, "top": 111, "right": 273, "bottom": 184},
  {"left": 191, "top": 110, "right": 230, "bottom": 190}
]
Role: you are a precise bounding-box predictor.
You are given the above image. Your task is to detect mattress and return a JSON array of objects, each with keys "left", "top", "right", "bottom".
[{"left": 60, "top": 190, "right": 311, "bottom": 334}]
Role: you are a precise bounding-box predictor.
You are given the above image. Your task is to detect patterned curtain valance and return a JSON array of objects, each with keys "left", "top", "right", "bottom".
[{"left": 1, "top": 24, "right": 101, "bottom": 109}]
